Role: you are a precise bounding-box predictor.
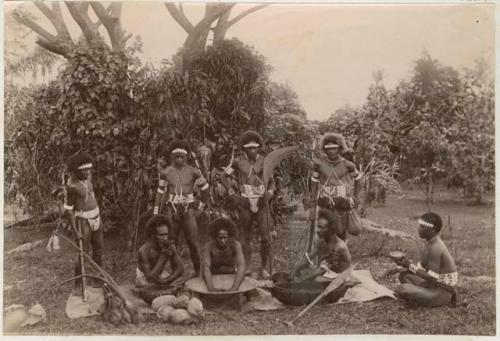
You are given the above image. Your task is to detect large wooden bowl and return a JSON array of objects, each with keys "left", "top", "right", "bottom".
[{"left": 185, "top": 275, "right": 259, "bottom": 295}]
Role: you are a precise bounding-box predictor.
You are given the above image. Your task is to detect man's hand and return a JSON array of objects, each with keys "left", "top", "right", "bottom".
[
  {"left": 394, "top": 257, "right": 411, "bottom": 268},
  {"left": 382, "top": 267, "right": 401, "bottom": 279},
  {"left": 161, "top": 243, "right": 176, "bottom": 256},
  {"left": 264, "top": 190, "right": 274, "bottom": 201},
  {"left": 302, "top": 196, "right": 314, "bottom": 210},
  {"left": 197, "top": 202, "right": 207, "bottom": 212},
  {"left": 309, "top": 205, "right": 317, "bottom": 221},
  {"left": 153, "top": 206, "right": 159, "bottom": 215},
  {"left": 348, "top": 197, "right": 356, "bottom": 209},
  {"left": 71, "top": 226, "right": 83, "bottom": 240}
]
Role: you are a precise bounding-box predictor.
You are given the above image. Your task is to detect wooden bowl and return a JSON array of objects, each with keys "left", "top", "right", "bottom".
[{"left": 389, "top": 251, "right": 405, "bottom": 262}]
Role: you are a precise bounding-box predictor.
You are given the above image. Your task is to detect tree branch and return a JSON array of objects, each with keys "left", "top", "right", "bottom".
[
  {"left": 202, "top": 3, "right": 234, "bottom": 25},
  {"left": 48, "top": 2, "right": 73, "bottom": 43},
  {"left": 66, "top": 1, "right": 102, "bottom": 45},
  {"left": 165, "top": 3, "right": 194, "bottom": 33},
  {"left": 36, "top": 38, "right": 68, "bottom": 57},
  {"left": 227, "top": 4, "right": 269, "bottom": 27},
  {"left": 90, "top": 2, "right": 126, "bottom": 50},
  {"left": 13, "top": 10, "right": 59, "bottom": 44}
]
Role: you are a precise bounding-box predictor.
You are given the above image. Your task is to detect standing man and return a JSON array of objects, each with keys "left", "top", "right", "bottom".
[
  {"left": 308, "top": 133, "right": 363, "bottom": 240},
  {"left": 153, "top": 139, "right": 209, "bottom": 275},
  {"left": 63, "top": 151, "right": 104, "bottom": 291},
  {"left": 223, "top": 130, "right": 275, "bottom": 279}
]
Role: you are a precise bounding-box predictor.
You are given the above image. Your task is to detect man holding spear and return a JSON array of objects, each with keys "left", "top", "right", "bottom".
[
  {"left": 63, "top": 151, "right": 104, "bottom": 297},
  {"left": 306, "top": 133, "right": 363, "bottom": 242},
  {"left": 223, "top": 130, "right": 276, "bottom": 279}
]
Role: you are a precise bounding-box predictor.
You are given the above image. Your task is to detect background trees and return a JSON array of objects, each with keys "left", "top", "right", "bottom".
[{"left": 6, "top": 3, "right": 494, "bottom": 235}]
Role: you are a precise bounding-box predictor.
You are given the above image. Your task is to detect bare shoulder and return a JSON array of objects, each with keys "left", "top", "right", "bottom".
[{"left": 336, "top": 239, "right": 350, "bottom": 254}]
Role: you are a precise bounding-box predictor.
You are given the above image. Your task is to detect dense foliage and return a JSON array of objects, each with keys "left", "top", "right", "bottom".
[{"left": 322, "top": 55, "right": 494, "bottom": 206}]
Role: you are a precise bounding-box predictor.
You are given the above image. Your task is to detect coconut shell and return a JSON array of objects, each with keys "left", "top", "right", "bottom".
[
  {"left": 169, "top": 309, "right": 192, "bottom": 325},
  {"left": 157, "top": 305, "right": 175, "bottom": 322},
  {"left": 187, "top": 298, "right": 203, "bottom": 317},
  {"left": 151, "top": 295, "right": 176, "bottom": 311},
  {"left": 120, "top": 306, "right": 132, "bottom": 324},
  {"left": 4, "top": 305, "right": 29, "bottom": 333},
  {"left": 173, "top": 295, "right": 190, "bottom": 309},
  {"left": 108, "top": 309, "right": 123, "bottom": 326}
]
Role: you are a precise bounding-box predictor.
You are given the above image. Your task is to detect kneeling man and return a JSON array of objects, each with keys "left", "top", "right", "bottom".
[{"left": 201, "top": 218, "right": 246, "bottom": 292}]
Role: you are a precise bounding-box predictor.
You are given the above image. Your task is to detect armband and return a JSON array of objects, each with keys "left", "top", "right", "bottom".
[
  {"left": 200, "top": 183, "right": 209, "bottom": 191},
  {"left": 408, "top": 263, "right": 418, "bottom": 274},
  {"left": 158, "top": 179, "right": 166, "bottom": 187},
  {"left": 153, "top": 207, "right": 159, "bottom": 215},
  {"left": 426, "top": 269, "right": 440, "bottom": 280},
  {"left": 63, "top": 203, "right": 74, "bottom": 211},
  {"left": 157, "top": 188, "right": 165, "bottom": 194},
  {"left": 311, "top": 172, "right": 320, "bottom": 183},
  {"left": 352, "top": 171, "right": 363, "bottom": 181}
]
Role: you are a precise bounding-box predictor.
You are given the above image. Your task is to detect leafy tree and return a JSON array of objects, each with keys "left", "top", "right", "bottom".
[{"left": 445, "top": 59, "right": 494, "bottom": 204}]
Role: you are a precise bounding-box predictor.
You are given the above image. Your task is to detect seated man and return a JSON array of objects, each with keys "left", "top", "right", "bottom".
[
  {"left": 201, "top": 218, "right": 246, "bottom": 292},
  {"left": 392, "top": 212, "right": 458, "bottom": 307},
  {"left": 292, "top": 209, "right": 355, "bottom": 301},
  {"left": 135, "top": 215, "right": 184, "bottom": 288}
]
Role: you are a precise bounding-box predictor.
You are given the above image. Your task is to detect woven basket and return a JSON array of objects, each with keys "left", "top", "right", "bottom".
[
  {"left": 271, "top": 281, "right": 341, "bottom": 306},
  {"left": 137, "top": 284, "right": 179, "bottom": 304}
]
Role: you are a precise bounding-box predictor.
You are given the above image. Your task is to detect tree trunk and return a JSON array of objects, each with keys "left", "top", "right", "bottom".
[{"left": 426, "top": 169, "right": 433, "bottom": 211}]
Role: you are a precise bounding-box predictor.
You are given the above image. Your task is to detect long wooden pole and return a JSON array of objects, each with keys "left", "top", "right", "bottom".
[{"left": 285, "top": 263, "right": 357, "bottom": 326}]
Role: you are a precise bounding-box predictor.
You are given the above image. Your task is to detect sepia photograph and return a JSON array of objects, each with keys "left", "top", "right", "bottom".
[{"left": 3, "top": 1, "right": 495, "bottom": 337}]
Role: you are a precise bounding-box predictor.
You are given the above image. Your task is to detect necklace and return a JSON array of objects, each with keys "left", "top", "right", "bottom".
[
  {"left": 427, "top": 235, "right": 440, "bottom": 244},
  {"left": 78, "top": 179, "right": 90, "bottom": 203}
]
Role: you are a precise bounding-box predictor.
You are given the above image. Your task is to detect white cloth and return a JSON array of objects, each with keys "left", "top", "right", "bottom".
[
  {"left": 168, "top": 193, "right": 195, "bottom": 204},
  {"left": 135, "top": 267, "right": 170, "bottom": 286},
  {"left": 333, "top": 270, "right": 396, "bottom": 304}
]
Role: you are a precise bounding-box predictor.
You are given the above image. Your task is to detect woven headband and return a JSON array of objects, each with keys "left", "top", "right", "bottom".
[
  {"left": 171, "top": 148, "right": 188, "bottom": 155},
  {"left": 324, "top": 143, "right": 340, "bottom": 149},
  {"left": 77, "top": 163, "right": 92, "bottom": 170},
  {"left": 243, "top": 142, "right": 260, "bottom": 148},
  {"left": 418, "top": 219, "right": 434, "bottom": 228}
]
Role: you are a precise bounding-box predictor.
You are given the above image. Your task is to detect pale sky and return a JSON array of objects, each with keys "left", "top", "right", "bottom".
[{"left": 5, "top": 2, "right": 495, "bottom": 121}]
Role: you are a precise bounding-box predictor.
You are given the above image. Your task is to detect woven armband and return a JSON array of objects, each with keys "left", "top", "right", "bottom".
[
  {"left": 157, "top": 188, "right": 165, "bottom": 194},
  {"left": 63, "top": 203, "right": 74, "bottom": 211},
  {"left": 153, "top": 207, "right": 159, "bottom": 215}
]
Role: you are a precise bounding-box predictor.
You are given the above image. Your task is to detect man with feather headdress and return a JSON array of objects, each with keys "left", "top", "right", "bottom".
[{"left": 308, "top": 132, "right": 363, "bottom": 240}]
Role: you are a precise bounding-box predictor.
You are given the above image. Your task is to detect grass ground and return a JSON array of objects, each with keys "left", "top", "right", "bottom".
[{"left": 3, "top": 188, "right": 495, "bottom": 336}]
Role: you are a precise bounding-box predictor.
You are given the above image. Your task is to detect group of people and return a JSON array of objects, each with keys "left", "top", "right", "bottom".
[{"left": 62, "top": 130, "right": 458, "bottom": 308}]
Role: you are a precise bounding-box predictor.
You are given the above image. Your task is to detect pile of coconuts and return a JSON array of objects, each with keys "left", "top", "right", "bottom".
[{"left": 151, "top": 291, "right": 203, "bottom": 325}]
